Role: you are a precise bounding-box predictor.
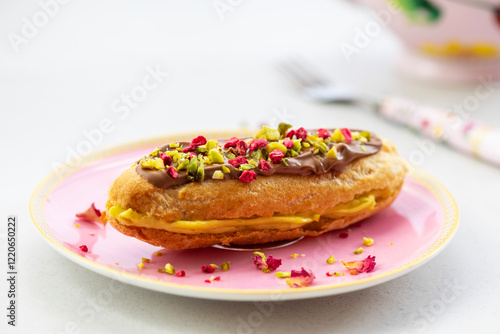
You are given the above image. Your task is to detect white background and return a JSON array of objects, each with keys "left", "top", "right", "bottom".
[{"left": 1, "top": 0, "right": 499, "bottom": 333}]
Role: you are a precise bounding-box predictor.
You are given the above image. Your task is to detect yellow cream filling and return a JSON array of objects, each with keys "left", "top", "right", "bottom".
[{"left": 109, "top": 191, "right": 385, "bottom": 234}]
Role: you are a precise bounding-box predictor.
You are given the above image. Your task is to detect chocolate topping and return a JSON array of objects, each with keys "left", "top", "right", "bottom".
[{"left": 135, "top": 128, "right": 382, "bottom": 189}]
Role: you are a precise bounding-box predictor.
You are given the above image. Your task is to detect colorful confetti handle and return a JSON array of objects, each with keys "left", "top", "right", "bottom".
[{"left": 377, "top": 96, "right": 500, "bottom": 167}]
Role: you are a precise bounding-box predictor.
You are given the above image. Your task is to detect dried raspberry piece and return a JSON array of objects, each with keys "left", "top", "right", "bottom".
[
  {"left": 213, "top": 276, "right": 221, "bottom": 281},
  {"left": 317, "top": 128, "right": 331, "bottom": 139},
  {"left": 282, "top": 139, "right": 294, "bottom": 149},
  {"left": 340, "top": 128, "right": 353, "bottom": 143},
  {"left": 237, "top": 140, "right": 248, "bottom": 156},
  {"left": 228, "top": 156, "right": 248, "bottom": 168},
  {"left": 266, "top": 256, "right": 282, "bottom": 271},
  {"left": 160, "top": 153, "right": 172, "bottom": 166},
  {"left": 204, "top": 279, "right": 211, "bottom": 283},
  {"left": 249, "top": 138, "right": 268, "bottom": 152},
  {"left": 285, "top": 129, "right": 295, "bottom": 139},
  {"left": 166, "top": 166, "right": 178, "bottom": 178},
  {"left": 201, "top": 265, "right": 216, "bottom": 273},
  {"left": 295, "top": 127, "right": 308, "bottom": 141},
  {"left": 182, "top": 143, "right": 196, "bottom": 153},
  {"left": 224, "top": 137, "right": 239, "bottom": 149},
  {"left": 259, "top": 159, "right": 271, "bottom": 171},
  {"left": 269, "top": 150, "right": 284, "bottom": 164},
  {"left": 341, "top": 255, "right": 376, "bottom": 273},
  {"left": 191, "top": 135, "right": 207, "bottom": 147},
  {"left": 339, "top": 232, "right": 349, "bottom": 238},
  {"left": 79, "top": 245, "right": 88, "bottom": 252},
  {"left": 239, "top": 170, "right": 257, "bottom": 183},
  {"left": 175, "top": 270, "right": 186, "bottom": 277}
]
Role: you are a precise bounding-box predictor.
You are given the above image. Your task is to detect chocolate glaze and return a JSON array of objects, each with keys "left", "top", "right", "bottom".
[{"left": 135, "top": 129, "right": 382, "bottom": 189}]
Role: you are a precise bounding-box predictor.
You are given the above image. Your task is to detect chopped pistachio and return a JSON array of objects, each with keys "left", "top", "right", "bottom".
[
  {"left": 254, "top": 126, "right": 280, "bottom": 141},
  {"left": 361, "top": 145, "right": 366, "bottom": 152},
  {"left": 149, "top": 148, "right": 161, "bottom": 157},
  {"left": 359, "top": 137, "right": 368, "bottom": 143},
  {"left": 275, "top": 271, "right": 291, "bottom": 278},
  {"left": 313, "top": 148, "right": 319, "bottom": 154},
  {"left": 158, "top": 268, "right": 163, "bottom": 273},
  {"left": 169, "top": 142, "right": 179, "bottom": 148},
  {"left": 334, "top": 272, "right": 340, "bottom": 276},
  {"left": 137, "top": 263, "right": 144, "bottom": 269},
  {"left": 142, "top": 257, "right": 151, "bottom": 263},
  {"left": 187, "top": 156, "right": 199, "bottom": 174},
  {"left": 278, "top": 123, "right": 292, "bottom": 138},
  {"left": 326, "top": 146, "right": 337, "bottom": 159},
  {"left": 326, "top": 255, "right": 336, "bottom": 264},
  {"left": 206, "top": 139, "right": 218, "bottom": 151},
  {"left": 389, "top": 242, "right": 393, "bottom": 245},
  {"left": 131, "top": 162, "right": 138, "bottom": 167},
  {"left": 209, "top": 149, "right": 224, "bottom": 164},
  {"left": 351, "top": 131, "right": 360, "bottom": 140},
  {"left": 164, "top": 263, "right": 175, "bottom": 275},
  {"left": 303, "top": 142, "right": 310, "bottom": 148},
  {"left": 210, "top": 264, "right": 219, "bottom": 269},
  {"left": 239, "top": 163, "right": 256, "bottom": 170},
  {"left": 75, "top": 224, "right": 80, "bottom": 228},
  {"left": 290, "top": 149, "right": 299, "bottom": 157},
  {"left": 360, "top": 131, "right": 371, "bottom": 141},
  {"left": 331, "top": 128, "right": 345, "bottom": 142},
  {"left": 195, "top": 145, "right": 207, "bottom": 153},
  {"left": 176, "top": 147, "right": 183, "bottom": 152},
  {"left": 203, "top": 156, "right": 211, "bottom": 165},
  {"left": 166, "top": 150, "right": 178, "bottom": 157},
  {"left": 282, "top": 159, "right": 289, "bottom": 166},
  {"left": 196, "top": 159, "right": 205, "bottom": 181},
  {"left": 222, "top": 165, "right": 231, "bottom": 174},
  {"left": 306, "top": 134, "right": 320, "bottom": 143},
  {"left": 225, "top": 152, "right": 236, "bottom": 160},
  {"left": 266, "top": 142, "right": 287, "bottom": 154},
  {"left": 154, "top": 251, "right": 163, "bottom": 256},
  {"left": 353, "top": 247, "right": 364, "bottom": 254},
  {"left": 315, "top": 141, "right": 328, "bottom": 154},
  {"left": 176, "top": 158, "right": 189, "bottom": 170},
  {"left": 248, "top": 159, "right": 258, "bottom": 167},
  {"left": 221, "top": 261, "right": 230, "bottom": 272},
  {"left": 212, "top": 170, "right": 224, "bottom": 179},
  {"left": 292, "top": 139, "right": 302, "bottom": 152},
  {"left": 250, "top": 149, "right": 263, "bottom": 161},
  {"left": 363, "top": 237, "right": 374, "bottom": 246},
  {"left": 290, "top": 253, "right": 298, "bottom": 259},
  {"left": 141, "top": 157, "right": 165, "bottom": 170}
]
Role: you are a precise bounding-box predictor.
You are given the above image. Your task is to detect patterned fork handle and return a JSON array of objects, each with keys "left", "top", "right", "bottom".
[{"left": 377, "top": 96, "right": 500, "bottom": 167}]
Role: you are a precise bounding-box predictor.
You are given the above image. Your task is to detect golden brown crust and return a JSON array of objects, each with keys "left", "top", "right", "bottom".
[{"left": 105, "top": 139, "right": 408, "bottom": 249}]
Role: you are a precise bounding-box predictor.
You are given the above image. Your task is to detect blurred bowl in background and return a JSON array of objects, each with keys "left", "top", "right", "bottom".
[{"left": 355, "top": 0, "right": 500, "bottom": 83}]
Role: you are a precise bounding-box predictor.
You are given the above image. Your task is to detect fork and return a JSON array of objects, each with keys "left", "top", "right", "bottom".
[{"left": 278, "top": 58, "right": 500, "bottom": 167}]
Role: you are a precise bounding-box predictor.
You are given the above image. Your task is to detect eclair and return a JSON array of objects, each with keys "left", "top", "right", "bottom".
[{"left": 105, "top": 124, "right": 408, "bottom": 250}]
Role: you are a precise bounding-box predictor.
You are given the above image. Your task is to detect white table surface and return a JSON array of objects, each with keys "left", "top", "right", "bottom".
[{"left": 1, "top": 0, "right": 499, "bottom": 333}]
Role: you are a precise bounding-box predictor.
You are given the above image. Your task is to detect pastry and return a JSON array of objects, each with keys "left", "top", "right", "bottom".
[{"left": 105, "top": 124, "right": 408, "bottom": 250}]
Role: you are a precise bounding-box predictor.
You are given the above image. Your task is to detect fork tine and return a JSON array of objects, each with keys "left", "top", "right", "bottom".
[
  {"left": 278, "top": 60, "right": 316, "bottom": 88},
  {"left": 286, "top": 58, "right": 328, "bottom": 87}
]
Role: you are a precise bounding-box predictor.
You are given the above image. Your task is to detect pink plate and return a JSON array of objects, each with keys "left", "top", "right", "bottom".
[{"left": 30, "top": 134, "right": 459, "bottom": 301}]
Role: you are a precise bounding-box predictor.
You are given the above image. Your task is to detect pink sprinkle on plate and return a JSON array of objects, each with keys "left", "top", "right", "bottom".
[{"left": 30, "top": 132, "right": 459, "bottom": 301}]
